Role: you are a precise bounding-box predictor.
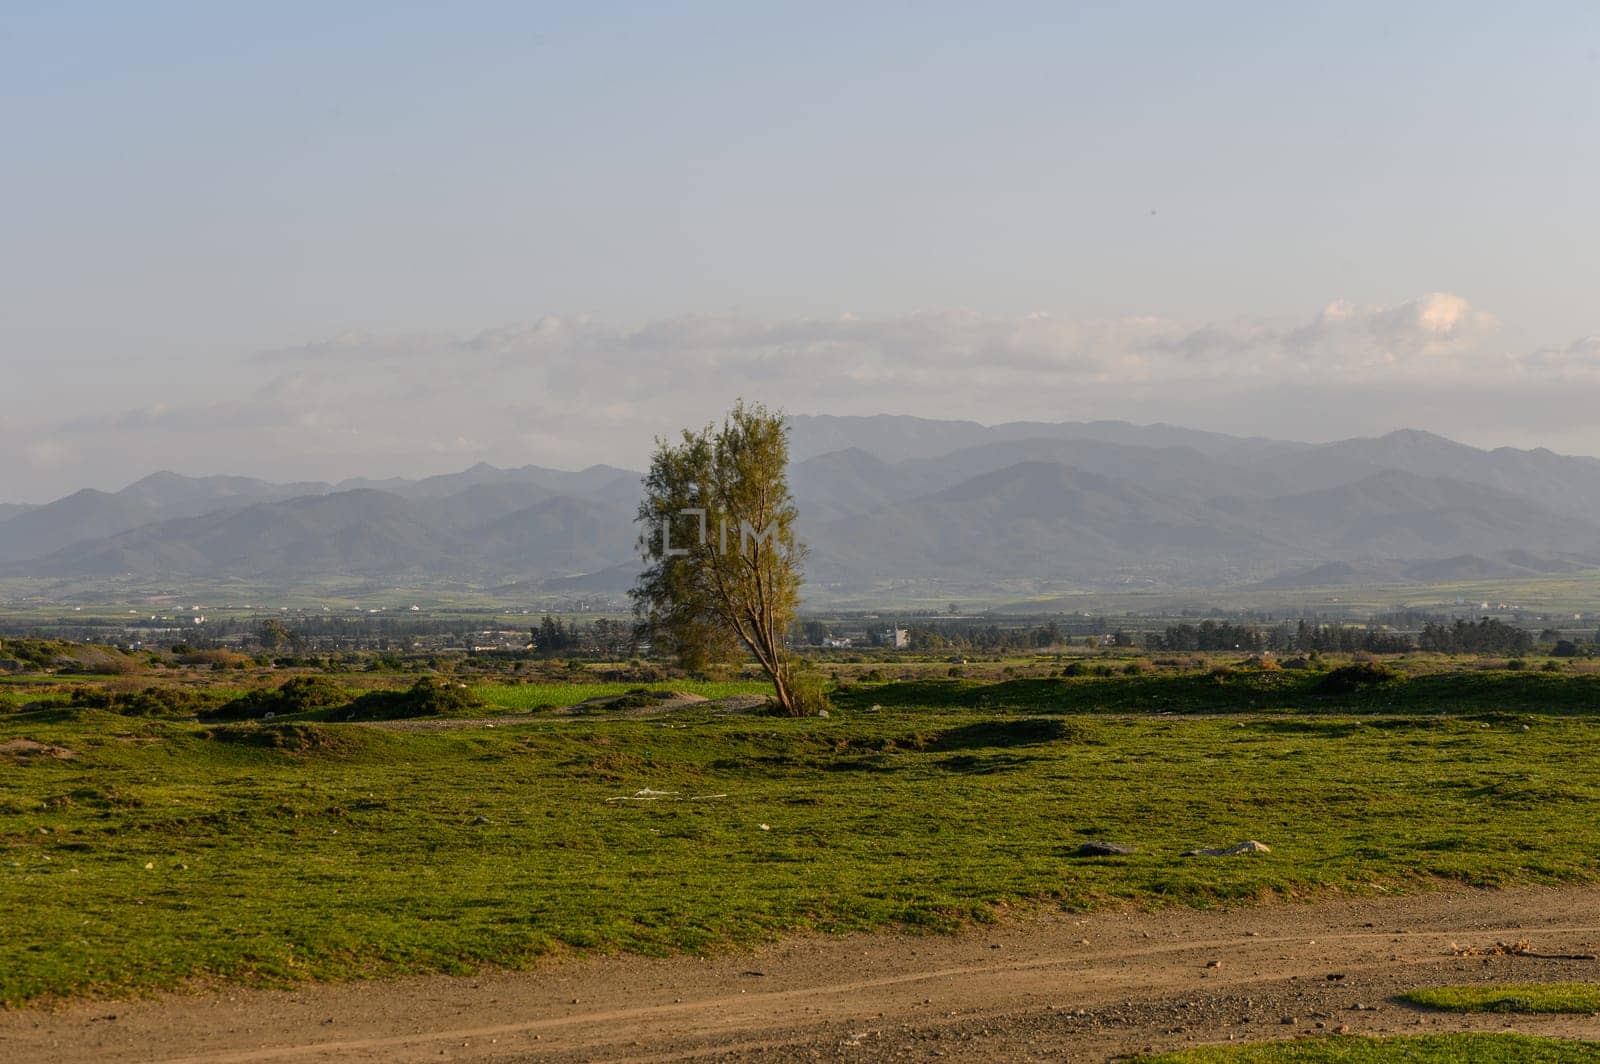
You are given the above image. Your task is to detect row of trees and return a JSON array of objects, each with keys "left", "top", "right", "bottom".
[
  {"left": 1417, "top": 618, "right": 1535, "bottom": 655},
  {"left": 529, "top": 615, "right": 634, "bottom": 657},
  {"left": 1144, "top": 617, "right": 1542, "bottom": 655}
]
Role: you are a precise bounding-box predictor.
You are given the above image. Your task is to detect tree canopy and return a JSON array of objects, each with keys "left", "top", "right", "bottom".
[{"left": 631, "top": 401, "right": 811, "bottom": 714}]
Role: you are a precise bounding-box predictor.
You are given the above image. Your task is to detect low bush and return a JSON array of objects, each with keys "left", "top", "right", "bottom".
[
  {"left": 1317, "top": 661, "right": 1403, "bottom": 694},
  {"left": 202, "top": 676, "right": 352, "bottom": 722}
]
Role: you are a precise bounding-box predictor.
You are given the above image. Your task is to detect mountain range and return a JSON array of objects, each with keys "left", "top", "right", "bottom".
[{"left": 5, "top": 416, "right": 1600, "bottom": 597}]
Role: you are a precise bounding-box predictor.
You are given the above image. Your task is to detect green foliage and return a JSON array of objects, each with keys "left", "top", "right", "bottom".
[
  {"left": 204, "top": 722, "right": 361, "bottom": 755},
  {"left": 1134, "top": 1034, "right": 1600, "bottom": 1062},
  {"left": 202, "top": 676, "right": 353, "bottom": 722},
  {"left": 1317, "top": 662, "right": 1402, "bottom": 695},
  {"left": 337, "top": 677, "right": 483, "bottom": 721},
  {"left": 475, "top": 679, "right": 768, "bottom": 712},
  {"left": 1401, "top": 983, "right": 1600, "bottom": 1014},
  {"left": 633, "top": 400, "right": 807, "bottom": 713},
  {"left": 0, "top": 639, "right": 140, "bottom": 675},
  {"left": 13, "top": 673, "right": 1600, "bottom": 1003},
  {"left": 783, "top": 672, "right": 831, "bottom": 716},
  {"left": 70, "top": 684, "right": 223, "bottom": 718}
]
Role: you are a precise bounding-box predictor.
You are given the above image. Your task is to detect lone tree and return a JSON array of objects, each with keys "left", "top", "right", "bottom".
[{"left": 632, "top": 400, "right": 810, "bottom": 714}]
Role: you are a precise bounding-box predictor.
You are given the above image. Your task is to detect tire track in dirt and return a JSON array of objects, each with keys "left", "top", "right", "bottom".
[{"left": 8, "top": 886, "right": 1600, "bottom": 1063}]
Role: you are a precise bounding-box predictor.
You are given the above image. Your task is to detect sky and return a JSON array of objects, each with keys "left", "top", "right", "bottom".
[{"left": 2, "top": 1, "right": 1598, "bottom": 501}]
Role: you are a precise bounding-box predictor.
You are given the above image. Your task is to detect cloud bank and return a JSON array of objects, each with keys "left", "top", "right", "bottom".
[{"left": 8, "top": 293, "right": 1600, "bottom": 501}]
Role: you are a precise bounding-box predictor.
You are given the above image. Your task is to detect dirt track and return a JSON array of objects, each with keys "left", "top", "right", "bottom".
[{"left": 8, "top": 887, "right": 1600, "bottom": 1063}]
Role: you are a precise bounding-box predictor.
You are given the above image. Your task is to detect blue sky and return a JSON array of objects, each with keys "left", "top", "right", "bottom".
[{"left": 2, "top": 3, "right": 1598, "bottom": 498}]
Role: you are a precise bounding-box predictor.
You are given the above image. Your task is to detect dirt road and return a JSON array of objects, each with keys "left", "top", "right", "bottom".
[{"left": 8, "top": 886, "right": 1600, "bottom": 1062}]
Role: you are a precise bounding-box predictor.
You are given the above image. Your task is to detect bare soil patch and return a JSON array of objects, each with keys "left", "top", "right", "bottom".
[
  {"left": 8, "top": 886, "right": 1600, "bottom": 1062},
  {"left": 0, "top": 738, "right": 76, "bottom": 761}
]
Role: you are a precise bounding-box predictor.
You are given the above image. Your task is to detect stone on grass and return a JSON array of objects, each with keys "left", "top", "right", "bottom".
[
  {"left": 1074, "top": 840, "right": 1138, "bottom": 857},
  {"left": 1183, "top": 840, "right": 1271, "bottom": 857}
]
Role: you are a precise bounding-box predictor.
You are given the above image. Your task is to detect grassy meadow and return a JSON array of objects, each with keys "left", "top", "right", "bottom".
[{"left": 5, "top": 661, "right": 1600, "bottom": 1005}]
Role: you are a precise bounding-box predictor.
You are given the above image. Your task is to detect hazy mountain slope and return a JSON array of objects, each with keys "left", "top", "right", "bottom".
[
  {"left": 22, "top": 491, "right": 450, "bottom": 578},
  {"left": 13, "top": 488, "right": 640, "bottom": 583},
  {"left": 0, "top": 489, "right": 165, "bottom": 563},
  {"left": 1255, "top": 430, "right": 1600, "bottom": 522},
  {"left": 11, "top": 420, "right": 1600, "bottom": 593},
  {"left": 806, "top": 461, "right": 1279, "bottom": 583},
  {"left": 585, "top": 472, "right": 647, "bottom": 508},
  {"left": 423, "top": 483, "right": 557, "bottom": 530},
  {"left": 1228, "top": 470, "right": 1600, "bottom": 559},
  {"left": 116, "top": 471, "right": 333, "bottom": 508},
  {"left": 1251, "top": 561, "right": 1385, "bottom": 588},
  {"left": 348, "top": 462, "right": 640, "bottom": 501},
  {"left": 470, "top": 496, "right": 635, "bottom": 575},
  {"left": 896, "top": 438, "right": 1284, "bottom": 503},
  {"left": 787, "top": 414, "right": 996, "bottom": 463},
  {"left": 787, "top": 414, "right": 1298, "bottom": 464},
  {"left": 985, "top": 419, "right": 1297, "bottom": 460},
  {"left": 790, "top": 448, "right": 933, "bottom": 520},
  {"left": 0, "top": 504, "right": 37, "bottom": 522}
]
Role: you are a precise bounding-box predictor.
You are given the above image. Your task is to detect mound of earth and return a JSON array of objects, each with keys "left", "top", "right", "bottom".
[{"left": 0, "top": 738, "right": 77, "bottom": 760}]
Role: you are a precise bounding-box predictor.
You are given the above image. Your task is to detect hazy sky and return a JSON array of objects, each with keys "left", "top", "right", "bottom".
[{"left": 3, "top": 2, "right": 1598, "bottom": 500}]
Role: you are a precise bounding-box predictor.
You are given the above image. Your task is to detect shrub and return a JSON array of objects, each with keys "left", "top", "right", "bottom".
[
  {"left": 1317, "top": 661, "right": 1402, "bottom": 694},
  {"left": 783, "top": 672, "right": 832, "bottom": 717},
  {"left": 202, "top": 676, "right": 352, "bottom": 722},
  {"left": 339, "top": 678, "right": 482, "bottom": 721},
  {"left": 204, "top": 722, "right": 357, "bottom": 754},
  {"left": 176, "top": 649, "right": 252, "bottom": 669},
  {"left": 72, "top": 685, "right": 223, "bottom": 717}
]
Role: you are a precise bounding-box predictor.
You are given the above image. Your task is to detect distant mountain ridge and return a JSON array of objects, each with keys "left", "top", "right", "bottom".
[{"left": 5, "top": 418, "right": 1600, "bottom": 594}]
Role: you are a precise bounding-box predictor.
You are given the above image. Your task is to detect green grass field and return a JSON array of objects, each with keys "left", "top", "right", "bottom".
[
  {"left": 474, "top": 678, "right": 771, "bottom": 712},
  {"left": 1401, "top": 984, "right": 1600, "bottom": 1014},
  {"left": 1134, "top": 1034, "right": 1600, "bottom": 1062},
  {"left": 6, "top": 667, "right": 1600, "bottom": 1005}
]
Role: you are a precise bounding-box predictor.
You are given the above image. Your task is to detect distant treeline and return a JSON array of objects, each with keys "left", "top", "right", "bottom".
[
  {"left": 1148, "top": 618, "right": 1543, "bottom": 655},
  {"left": 897, "top": 616, "right": 1585, "bottom": 657}
]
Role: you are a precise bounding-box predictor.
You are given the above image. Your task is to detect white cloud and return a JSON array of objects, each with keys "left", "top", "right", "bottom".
[{"left": 5, "top": 293, "right": 1600, "bottom": 501}]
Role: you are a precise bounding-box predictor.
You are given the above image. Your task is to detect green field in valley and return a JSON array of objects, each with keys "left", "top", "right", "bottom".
[{"left": 6, "top": 667, "right": 1600, "bottom": 1004}]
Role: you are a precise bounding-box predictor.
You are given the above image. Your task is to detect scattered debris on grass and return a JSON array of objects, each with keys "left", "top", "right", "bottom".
[{"left": 605, "top": 788, "right": 729, "bottom": 803}]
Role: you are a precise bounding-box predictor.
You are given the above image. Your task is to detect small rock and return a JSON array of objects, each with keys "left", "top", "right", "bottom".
[
  {"left": 1184, "top": 840, "right": 1271, "bottom": 857},
  {"left": 816, "top": 709, "right": 829, "bottom": 718},
  {"left": 143, "top": 861, "right": 154, "bottom": 870},
  {"left": 1206, "top": 960, "right": 1223, "bottom": 968},
  {"left": 1075, "top": 840, "right": 1137, "bottom": 857},
  {"left": 471, "top": 815, "right": 491, "bottom": 825}
]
